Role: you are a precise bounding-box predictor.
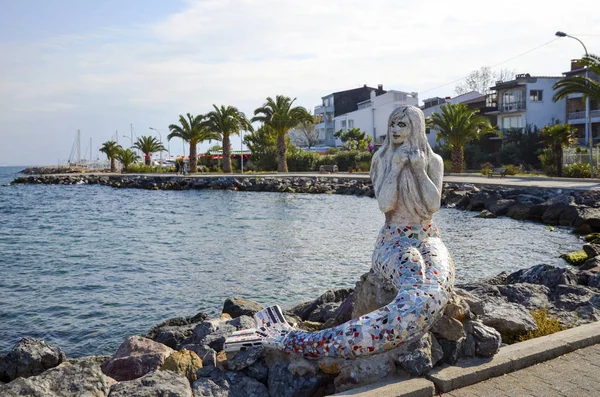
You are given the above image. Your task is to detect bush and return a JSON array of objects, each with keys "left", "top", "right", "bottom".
[
  {"left": 481, "top": 162, "right": 493, "bottom": 176},
  {"left": 561, "top": 163, "right": 600, "bottom": 178},
  {"left": 516, "top": 309, "right": 567, "bottom": 343},
  {"left": 286, "top": 150, "right": 320, "bottom": 172},
  {"left": 124, "top": 164, "right": 173, "bottom": 173},
  {"left": 502, "top": 164, "right": 522, "bottom": 176},
  {"left": 355, "top": 161, "right": 371, "bottom": 172}
]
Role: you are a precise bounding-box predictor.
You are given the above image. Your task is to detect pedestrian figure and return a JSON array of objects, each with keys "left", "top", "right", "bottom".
[
  {"left": 175, "top": 160, "right": 180, "bottom": 175},
  {"left": 182, "top": 161, "right": 188, "bottom": 175}
]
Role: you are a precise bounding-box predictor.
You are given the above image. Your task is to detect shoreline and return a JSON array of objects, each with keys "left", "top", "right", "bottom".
[
  {"left": 4, "top": 172, "right": 600, "bottom": 395},
  {"left": 11, "top": 172, "right": 600, "bottom": 234}
]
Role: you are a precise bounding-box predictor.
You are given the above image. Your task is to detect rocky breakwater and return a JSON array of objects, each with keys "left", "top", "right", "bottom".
[
  {"left": 4, "top": 263, "right": 597, "bottom": 396},
  {"left": 11, "top": 174, "right": 376, "bottom": 196},
  {"left": 19, "top": 166, "right": 86, "bottom": 175},
  {"left": 443, "top": 183, "right": 600, "bottom": 234}
]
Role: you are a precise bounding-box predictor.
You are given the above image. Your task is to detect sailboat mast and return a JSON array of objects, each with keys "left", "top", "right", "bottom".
[{"left": 77, "top": 129, "right": 81, "bottom": 164}]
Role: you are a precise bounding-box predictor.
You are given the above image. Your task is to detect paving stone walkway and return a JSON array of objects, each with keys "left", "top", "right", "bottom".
[{"left": 442, "top": 344, "right": 600, "bottom": 397}]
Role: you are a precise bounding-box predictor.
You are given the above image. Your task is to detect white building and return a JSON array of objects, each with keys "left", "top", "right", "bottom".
[
  {"left": 333, "top": 90, "right": 419, "bottom": 146},
  {"left": 421, "top": 91, "right": 486, "bottom": 147},
  {"left": 488, "top": 74, "right": 566, "bottom": 133}
]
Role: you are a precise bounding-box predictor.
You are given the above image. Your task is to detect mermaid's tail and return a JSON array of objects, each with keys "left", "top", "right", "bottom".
[{"left": 224, "top": 305, "right": 293, "bottom": 353}]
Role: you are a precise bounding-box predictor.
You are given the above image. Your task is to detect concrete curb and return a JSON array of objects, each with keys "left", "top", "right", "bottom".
[
  {"left": 331, "top": 322, "right": 600, "bottom": 396},
  {"left": 332, "top": 376, "right": 435, "bottom": 397},
  {"left": 427, "top": 321, "right": 600, "bottom": 393}
]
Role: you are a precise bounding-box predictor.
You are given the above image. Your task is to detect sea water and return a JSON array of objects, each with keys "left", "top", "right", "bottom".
[{"left": 0, "top": 166, "right": 581, "bottom": 356}]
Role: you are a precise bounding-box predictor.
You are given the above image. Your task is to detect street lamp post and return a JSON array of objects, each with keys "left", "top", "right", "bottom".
[
  {"left": 149, "top": 127, "right": 164, "bottom": 165},
  {"left": 556, "top": 31, "right": 593, "bottom": 178},
  {"left": 240, "top": 130, "right": 244, "bottom": 174}
]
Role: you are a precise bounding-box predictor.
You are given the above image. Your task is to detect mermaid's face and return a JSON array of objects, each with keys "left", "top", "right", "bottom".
[{"left": 389, "top": 113, "right": 411, "bottom": 145}]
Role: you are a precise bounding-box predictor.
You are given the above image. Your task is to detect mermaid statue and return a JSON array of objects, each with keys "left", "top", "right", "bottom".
[{"left": 224, "top": 105, "right": 454, "bottom": 359}]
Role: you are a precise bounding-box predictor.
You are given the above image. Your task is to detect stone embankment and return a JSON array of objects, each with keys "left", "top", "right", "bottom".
[
  {"left": 1, "top": 264, "right": 599, "bottom": 396},
  {"left": 19, "top": 166, "right": 86, "bottom": 175},
  {"left": 11, "top": 174, "right": 600, "bottom": 233}
]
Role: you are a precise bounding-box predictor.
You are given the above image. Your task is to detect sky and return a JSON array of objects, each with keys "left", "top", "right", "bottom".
[{"left": 1, "top": 0, "right": 599, "bottom": 166}]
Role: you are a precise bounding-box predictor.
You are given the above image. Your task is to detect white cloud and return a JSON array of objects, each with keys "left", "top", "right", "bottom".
[{"left": 0, "top": 0, "right": 599, "bottom": 165}]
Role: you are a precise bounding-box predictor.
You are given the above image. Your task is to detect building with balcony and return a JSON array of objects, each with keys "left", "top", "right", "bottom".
[
  {"left": 333, "top": 89, "right": 419, "bottom": 146},
  {"left": 487, "top": 74, "right": 566, "bottom": 135},
  {"left": 421, "top": 91, "right": 492, "bottom": 148},
  {"left": 314, "top": 84, "right": 386, "bottom": 146},
  {"left": 561, "top": 60, "right": 600, "bottom": 145}
]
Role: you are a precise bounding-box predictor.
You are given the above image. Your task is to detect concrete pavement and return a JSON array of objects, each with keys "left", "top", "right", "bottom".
[{"left": 443, "top": 344, "right": 600, "bottom": 397}]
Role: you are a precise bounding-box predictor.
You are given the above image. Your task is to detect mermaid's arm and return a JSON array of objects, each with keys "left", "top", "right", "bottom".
[{"left": 413, "top": 155, "right": 443, "bottom": 214}]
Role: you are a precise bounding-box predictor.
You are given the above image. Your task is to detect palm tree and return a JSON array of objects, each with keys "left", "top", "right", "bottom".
[
  {"left": 206, "top": 105, "right": 253, "bottom": 173},
  {"left": 116, "top": 148, "right": 140, "bottom": 170},
  {"left": 540, "top": 123, "right": 576, "bottom": 177},
  {"left": 252, "top": 95, "right": 313, "bottom": 172},
  {"left": 99, "top": 140, "right": 122, "bottom": 172},
  {"left": 553, "top": 54, "right": 600, "bottom": 103},
  {"left": 427, "top": 103, "right": 496, "bottom": 173},
  {"left": 133, "top": 136, "right": 166, "bottom": 166},
  {"left": 168, "top": 113, "right": 219, "bottom": 173}
]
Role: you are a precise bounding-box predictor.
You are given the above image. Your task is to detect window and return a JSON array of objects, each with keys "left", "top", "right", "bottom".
[
  {"left": 348, "top": 120, "right": 354, "bottom": 129},
  {"left": 530, "top": 90, "right": 543, "bottom": 102},
  {"left": 341, "top": 120, "right": 347, "bottom": 129},
  {"left": 426, "top": 128, "right": 431, "bottom": 135},
  {"left": 503, "top": 116, "right": 522, "bottom": 129}
]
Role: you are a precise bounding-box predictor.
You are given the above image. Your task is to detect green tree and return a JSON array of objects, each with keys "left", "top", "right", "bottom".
[
  {"left": 427, "top": 103, "right": 496, "bottom": 173},
  {"left": 243, "top": 125, "right": 279, "bottom": 171},
  {"left": 133, "top": 136, "right": 166, "bottom": 166},
  {"left": 206, "top": 105, "right": 253, "bottom": 173},
  {"left": 540, "top": 123, "right": 576, "bottom": 177},
  {"left": 116, "top": 148, "right": 140, "bottom": 170},
  {"left": 553, "top": 54, "right": 600, "bottom": 103},
  {"left": 334, "top": 127, "right": 369, "bottom": 151},
  {"left": 99, "top": 140, "right": 122, "bottom": 172},
  {"left": 168, "top": 113, "right": 219, "bottom": 173},
  {"left": 252, "top": 95, "right": 313, "bottom": 172}
]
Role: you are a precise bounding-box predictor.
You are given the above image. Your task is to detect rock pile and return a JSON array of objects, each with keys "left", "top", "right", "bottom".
[
  {"left": 444, "top": 184, "right": 600, "bottom": 234},
  {"left": 5, "top": 262, "right": 596, "bottom": 396}
]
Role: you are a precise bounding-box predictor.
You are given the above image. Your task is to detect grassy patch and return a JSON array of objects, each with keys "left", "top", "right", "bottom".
[
  {"left": 516, "top": 309, "right": 567, "bottom": 342},
  {"left": 585, "top": 233, "right": 600, "bottom": 244},
  {"left": 559, "top": 250, "right": 588, "bottom": 266}
]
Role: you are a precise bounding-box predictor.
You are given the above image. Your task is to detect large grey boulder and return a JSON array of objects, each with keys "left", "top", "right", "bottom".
[
  {"left": 108, "top": 370, "right": 192, "bottom": 397},
  {"left": 268, "top": 361, "right": 331, "bottom": 397},
  {"left": 479, "top": 298, "right": 537, "bottom": 336},
  {"left": 193, "top": 370, "right": 269, "bottom": 397},
  {"left": 467, "top": 321, "right": 501, "bottom": 358},
  {"left": 352, "top": 271, "right": 396, "bottom": 318},
  {"left": 101, "top": 336, "right": 174, "bottom": 381},
  {"left": 227, "top": 347, "right": 264, "bottom": 371},
  {"left": 146, "top": 312, "right": 209, "bottom": 349},
  {"left": 486, "top": 199, "right": 515, "bottom": 216},
  {"left": 507, "top": 203, "right": 533, "bottom": 220},
  {"left": 504, "top": 264, "right": 579, "bottom": 290},
  {"left": 222, "top": 297, "right": 264, "bottom": 319},
  {"left": 0, "top": 360, "right": 115, "bottom": 397},
  {"left": 496, "top": 283, "right": 551, "bottom": 309},
  {"left": 0, "top": 338, "right": 66, "bottom": 382},
  {"left": 182, "top": 316, "right": 254, "bottom": 352},
  {"left": 290, "top": 289, "right": 352, "bottom": 321},
  {"left": 431, "top": 315, "right": 465, "bottom": 342}
]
